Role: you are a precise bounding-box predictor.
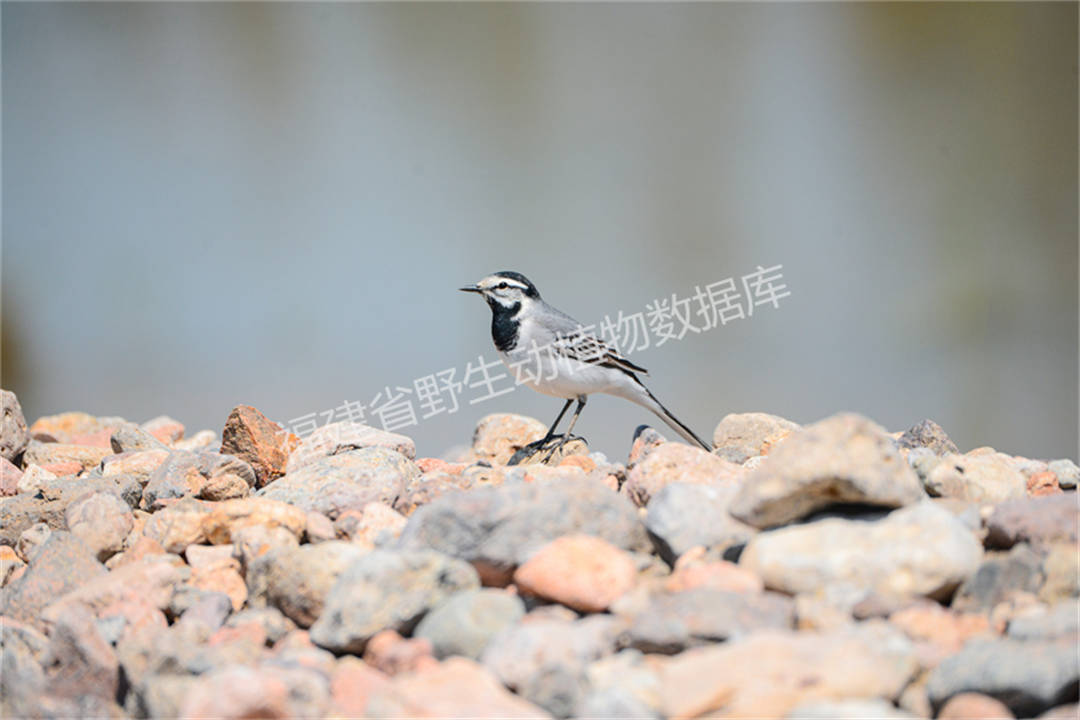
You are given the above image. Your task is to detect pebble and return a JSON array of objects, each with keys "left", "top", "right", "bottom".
[
  {"left": 141, "top": 415, "right": 185, "bottom": 445},
  {"left": 740, "top": 501, "right": 983, "bottom": 609},
  {"left": 23, "top": 440, "right": 111, "bottom": 473},
  {"left": 0, "top": 389, "right": 30, "bottom": 462},
  {"left": 898, "top": 418, "right": 960, "bottom": 455},
  {"left": 481, "top": 614, "right": 621, "bottom": 717},
  {"left": 397, "top": 476, "right": 650, "bottom": 585},
  {"left": 264, "top": 540, "right": 368, "bottom": 627},
  {"left": 985, "top": 494, "right": 1078, "bottom": 549},
  {"left": 926, "top": 452, "right": 1028, "bottom": 503},
  {"left": 0, "top": 455, "right": 21, "bottom": 495},
  {"left": 308, "top": 549, "right": 479, "bottom": 654},
  {"left": 142, "top": 450, "right": 256, "bottom": 507},
  {"left": 926, "top": 636, "right": 1079, "bottom": 717},
  {"left": 286, "top": 420, "right": 415, "bottom": 473},
  {"left": 0, "top": 531, "right": 107, "bottom": 628},
  {"left": 471, "top": 413, "right": 548, "bottom": 465},
  {"left": 200, "top": 496, "right": 307, "bottom": 544},
  {"left": 664, "top": 556, "right": 764, "bottom": 594},
  {"left": 257, "top": 446, "right": 418, "bottom": 518},
  {"left": 654, "top": 622, "right": 917, "bottom": 719},
  {"left": 624, "top": 442, "right": 743, "bottom": 507},
  {"left": 334, "top": 501, "right": 408, "bottom": 547},
  {"left": 1047, "top": 459, "right": 1079, "bottom": 489},
  {"left": 644, "top": 482, "right": 757, "bottom": 563},
  {"left": 624, "top": 588, "right": 795, "bottom": 653},
  {"left": 414, "top": 588, "right": 526, "bottom": 660},
  {"left": 729, "top": 413, "right": 926, "bottom": 529},
  {"left": 362, "top": 629, "right": 438, "bottom": 675},
  {"left": 16, "top": 464, "right": 57, "bottom": 494},
  {"left": 219, "top": 404, "right": 295, "bottom": 487},
  {"left": 65, "top": 490, "right": 134, "bottom": 561},
  {"left": 952, "top": 544, "right": 1044, "bottom": 612},
  {"left": 110, "top": 423, "right": 169, "bottom": 453},
  {"left": 513, "top": 534, "right": 637, "bottom": 612},
  {"left": 937, "top": 692, "right": 1016, "bottom": 719},
  {"left": 711, "top": 411, "right": 801, "bottom": 463},
  {"left": 365, "top": 656, "right": 551, "bottom": 719}
]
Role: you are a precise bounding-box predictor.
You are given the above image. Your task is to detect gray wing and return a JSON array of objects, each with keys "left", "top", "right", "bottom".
[{"left": 542, "top": 302, "right": 649, "bottom": 376}]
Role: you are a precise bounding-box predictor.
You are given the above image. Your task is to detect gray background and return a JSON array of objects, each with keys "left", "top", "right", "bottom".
[{"left": 3, "top": 3, "right": 1077, "bottom": 460}]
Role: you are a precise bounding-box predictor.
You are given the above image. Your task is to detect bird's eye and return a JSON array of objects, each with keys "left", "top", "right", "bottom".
[{"left": 497, "top": 282, "right": 508, "bottom": 289}]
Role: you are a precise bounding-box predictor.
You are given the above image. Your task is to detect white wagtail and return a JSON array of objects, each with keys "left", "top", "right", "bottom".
[{"left": 460, "top": 271, "right": 712, "bottom": 455}]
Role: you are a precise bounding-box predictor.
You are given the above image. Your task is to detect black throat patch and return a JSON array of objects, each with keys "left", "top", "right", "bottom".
[{"left": 489, "top": 300, "right": 521, "bottom": 352}]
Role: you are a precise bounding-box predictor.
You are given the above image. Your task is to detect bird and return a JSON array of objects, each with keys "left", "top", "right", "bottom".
[{"left": 460, "top": 270, "right": 712, "bottom": 458}]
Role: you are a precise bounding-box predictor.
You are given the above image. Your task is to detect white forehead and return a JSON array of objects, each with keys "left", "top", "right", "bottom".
[{"left": 477, "top": 275, "right": 529, "bottom": 291}]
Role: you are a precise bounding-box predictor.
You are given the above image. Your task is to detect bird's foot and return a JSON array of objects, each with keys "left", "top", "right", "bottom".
[{"left": 507, "top": 434, "right": 588, "bottom": 466}]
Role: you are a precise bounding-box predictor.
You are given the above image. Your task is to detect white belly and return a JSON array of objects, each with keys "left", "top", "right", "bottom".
[{"left": 498, "top": 346, "right": 624, "bottom": 399}]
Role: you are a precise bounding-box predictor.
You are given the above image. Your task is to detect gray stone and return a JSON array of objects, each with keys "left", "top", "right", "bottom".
[
  {"left": 644, "top": 482, "right": 757, "bottom": 564},
  {"left": 265, "top": 540, "right": 369, "bottom": 627},
  {"left": 577, "top": 649, "right": 663, "bottom": 719},
  {"left": 711, "top": 412, "right": 801, "bottom": 464},
  {"left": 0, "top": 389, "right": 30, "bottom": 463},
  {"left": 143, "top": 450, "right": 256, "bottom": 507},
  {"left": 42, "top": 603, "right": 119, "bottom": 703},
  {"left": 625, "top": 589, "right": 795, "bottom": 654},
  {"left": 481, "top": 615, "right": 622, "bottom": 718},
  {"left": 110, "top": 422, "right": 169, "bottom": 453},
  {"left": 898, "top": 418, "right": 960, "bottom": 456},
  {"left": 0, "top": 531, "right": 107, "bottom": 629},
  {"left": 0, "top": 474, "right": 140, "bottom": 545},
  {"left": 1048, "top": 459, "right": 1079, "bottom": 490},
  {"left": 1008, "top": 600, "right": 1080, "bottom": 641},
  {"left": 925, "top": 453, "right": 1027, "bottom": 504},
  {"left": 986, "top": 494, "right": 1079, "bottom": 549},
  {"left": 286, "top": 420, "right": 416, "bottom": 473},
  {"left": 414, "top": 588, "right": 526, "bottom": 660},
  {"left": 926, "top": 636, "right": 1079, "bottom": 717},
  {"left": 0, "top": 618, "right": 49, "bottom": 718},
  {"left": 64, "top": 490, "right": 134, "bottom": 561},
  {"left": 729, "top": 413, "right": 926, "bottom": 529},
  {"left": 225, "top": 607, "right": 296, "bottom": 645},
  {"left": 953, "top": 545, "right": 1045, "bottom": 612},
  {"left": 740, "top": 501, "right": 983, "bottom": 608},
  {"left": 397, "top": 477, "right": 650, "bottom": 584},
  {"left": 309, "top": 549, "right": 479, "bottom": 654},
  {"left": 258, "top": 447, "right": 418, "bottom": 518}
]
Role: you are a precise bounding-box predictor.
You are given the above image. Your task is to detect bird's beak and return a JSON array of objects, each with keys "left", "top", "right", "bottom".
[{"left": 459, "top": 284, "right": 482, "bottom": 294}]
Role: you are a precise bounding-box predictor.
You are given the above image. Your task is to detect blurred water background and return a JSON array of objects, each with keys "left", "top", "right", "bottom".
[{"left": 3, "top": 3, "right": 1077, "bottom": 459}]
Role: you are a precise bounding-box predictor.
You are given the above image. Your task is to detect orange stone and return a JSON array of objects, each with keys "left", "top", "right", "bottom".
[
  {"left": 938, "top": 692, "right": 1015, "bottom": 719},
  {"left": 1027, "top": 471, "right": 1062, "bottom": 497},
  {"left": 513, "top": 534, "right": 637, "bottom": 612}
]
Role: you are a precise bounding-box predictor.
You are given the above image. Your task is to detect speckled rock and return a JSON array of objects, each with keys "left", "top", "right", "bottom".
[
  {"left": 712, "top": 412, "right": 801, "bottom": 464},
  {"left": 471, "top": 413, "right": 548, "bottom": 465},
  {"left": 220, "top": 405, "right": 295, "bottom": 488},
  {"left": 0, "top": 456, "right": 21, "bottom": 496},
  {"left": 625, "top": 588, "right": 794, "bottom": 654},
  {"left": 414, "top": 589, "right": 526, "bottom": 660},
  {"left": 286, "top": 421, "right": 415, "bottom": 473},
  {"left": 729, "top": 413, "right": 925, "bottom": 529},
  {"left": 0, "top": 531, "right": 107, "bottom": 628},
  {"left": 258, "top": 447, "right": 418, "bottom": 518},
  {"left": 397, "top": 477, "right": 650, "bottom": 585},
  {"left": 23, "top": 440, "right": 111, "bottom": 473},
  {"left": 898, "top": 418, "right": 960, "bottom": 456},
  {"left": 0, "top": 390, "right": 29, "bottom": 462},
  {"left": 925, "top": 453, "right": 1028, "bottom": 504},
  {"left": 142, "top": 450, "right": 256, "bottom": 507},
  {"left": 365, "top": 656, "right": 551, "bottom": 719},
  {"left": 110, "top": 423, "right": 169, "bottom": 454},
  {"left": 64, "top": 491, "right": 134, "bottom": 561},
  {"left": 624, "top": 442, "right": 744, "bottom": 507},
  {"left": 926, "top": 636, "right": 1079, "bottom": 717},
  {"left": 740, "top": 501, "right": 983, "bottom": 608},
  {"left": 309, "top": 549, "right": 479, "bottom": 654},
  {"left": 481, "top": 615, "right": 622, "bottom": 717},
  {"left": 200, "top": 496, "right": 307, "bottom": 544},
  {"left": 644, "top": 483, "right": 757, "bottom": 564},
  {"left": 985, "top": 494, "right": 1079, "bottom": 549},
  {"left": 264, "top": 541, "right": 369, "bottom": 627},
  {"left": 655, "top": 622, "right": 918, "bottom": 719}
]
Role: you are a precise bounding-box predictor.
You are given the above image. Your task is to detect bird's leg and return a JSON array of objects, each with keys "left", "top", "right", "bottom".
[
  {"left": 542, "top": 399, "right": 574, "bottom": 443},
  {"left": 543, "top": 395, "right": 586, "bottom": 463}
]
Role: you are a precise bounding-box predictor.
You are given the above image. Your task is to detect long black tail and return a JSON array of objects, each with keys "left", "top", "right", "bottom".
[{"left": 630, "top": 381, "right": 713, "bottom": 451}]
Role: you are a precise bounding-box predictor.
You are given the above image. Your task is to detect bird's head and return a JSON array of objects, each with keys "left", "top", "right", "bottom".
[{"left": 460, "top": 271, "right": 541, "bottom": 311}]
